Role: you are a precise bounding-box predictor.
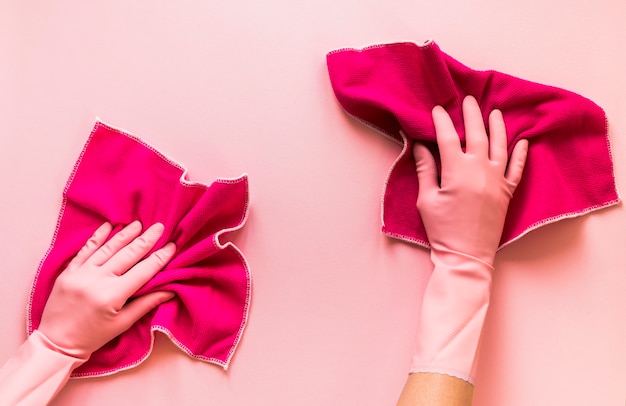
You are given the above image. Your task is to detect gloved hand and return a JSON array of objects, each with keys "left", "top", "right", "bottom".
[
  {"left": 37, "top": 221, "right": 176, "bottom": 359},
  {"left": 0, "top": 221, "right": 175, "bottom": 405},
  {"left": 415, "top": 95, "right": 528, "bottom": 265},
  {"left": 410, "top": 95, "right": 528, "bottom": 383}
]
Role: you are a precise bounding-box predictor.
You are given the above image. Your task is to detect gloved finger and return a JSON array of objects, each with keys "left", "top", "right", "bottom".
[
  {"left": 462, "top": 95, "right": 489, "bottom": 158},
  {"left": 505, "top": 139, "right": 529, "bottom": 188},
  {"left": 88, "top": 221, "right": 143, "bottom": 267},
  {"left": 113, "top": 291, "right": 176, "bottom": 336},
  {"left": 488, "top": 109, "right": 508, "bottom": 168},
  {"left": 413, "top": 143, "right": 439, "bottom": 193},
  {"left": 432, "top": 105, "right": 461, "bottom": 168},
  {"left": 68, "top": 222, "right": 112, "bottom": 269},
  {"left": 104, "top": 223, "right": 165, "bottom": 276},
  {"left": 118, "top": 242, "right": 176, "bottom": 299}
]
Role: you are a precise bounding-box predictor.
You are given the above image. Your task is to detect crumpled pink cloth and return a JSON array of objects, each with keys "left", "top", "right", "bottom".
[
  {"left": 28, "top": 121, "right": 251, "bottom": 377},
  {"left": 327, "top": 40, "right": 619, "bottom": 248}
]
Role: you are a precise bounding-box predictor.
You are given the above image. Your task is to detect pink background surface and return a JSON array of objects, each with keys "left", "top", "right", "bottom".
[{"left": 0, "top": 1, "right": 624, "bottom": 405}]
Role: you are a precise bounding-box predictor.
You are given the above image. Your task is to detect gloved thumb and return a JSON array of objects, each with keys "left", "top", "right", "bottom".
[
  {"left": 115, "top": 291, "right": 176, "bottom": 335},
  {"left": 413, "top": 142, "right": 438, "bottom": 192}
]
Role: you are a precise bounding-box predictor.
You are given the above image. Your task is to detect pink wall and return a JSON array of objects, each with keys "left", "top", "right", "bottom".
[{"left": 1, "top": 1, "right": 624, "bottom": 404}]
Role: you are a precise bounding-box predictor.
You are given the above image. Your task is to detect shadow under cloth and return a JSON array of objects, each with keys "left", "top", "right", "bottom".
[
  {"left": 28, "top": 121, "right": 251, "bottom": 377},
  {"left": 327, "top": 40, "right": 619, "bottom": 249}
]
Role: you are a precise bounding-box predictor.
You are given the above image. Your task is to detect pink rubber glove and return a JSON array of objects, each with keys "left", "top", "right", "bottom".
[
  {"left": 38, "top": 221, "right": 176, "bottom": 358},
  {"left": 0, "top": 221, "right": 175, "bottom": 405},
  {"left": 410, "top": 96, "right": 528, "bottom": 383}
]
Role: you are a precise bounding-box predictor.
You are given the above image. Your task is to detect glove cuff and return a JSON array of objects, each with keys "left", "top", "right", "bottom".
[{"left": 410, "top": 249, "right": 493, "bottom": 384}]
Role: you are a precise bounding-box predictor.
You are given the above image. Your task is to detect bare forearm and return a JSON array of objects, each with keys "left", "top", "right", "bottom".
[{"left": 397, "top": 373, "right": 474, "bottom": 406}]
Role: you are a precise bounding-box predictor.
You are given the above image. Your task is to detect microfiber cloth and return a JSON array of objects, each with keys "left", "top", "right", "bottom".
[
  {"left": 28, "top": 121, "right": 251, "bottom": 377},
  {"left": 326, "top": 40, "right": 619, "bottom": 248}
]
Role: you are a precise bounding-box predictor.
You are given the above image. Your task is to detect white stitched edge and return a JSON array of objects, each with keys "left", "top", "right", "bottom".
[
  {"left": 69, "top": 324, "right": 243, "bottom": 379},
  {"left": 497, "top": 108, "right": 621, "bottom": 250},
  {"left": 27, "top": 118, "right": 252, "bottom": 377},
  {"left": 94, "top": 118, "right": 249, "bottom": 185},
  {"left": 496, "top": 199, "right": 621, "bottom": 251},
  {"left": 326, "top": 39, "right": 433, "bottom": 56},
  {"left": 380, "top": 130, "right": 410, "bottom": 226},
  {"left": 69, "top": 329, "right": 160, "bottom": 379},
  {"left": 341, "top": 109, "right": 404, "bottom": 146},
  {"left": 602, "top": 110, "right": 622, "bottom": 200},
  {"left": 26, "top": 122, "right": 100, "bottom": 335},
  {"left": 209, "top": 187, "right": 252, "bottom": 371}
]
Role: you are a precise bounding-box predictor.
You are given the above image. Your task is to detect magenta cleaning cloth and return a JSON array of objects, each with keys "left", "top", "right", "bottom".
[
  {"left": 326, "top": 40, "right": 619, "bottom": 247},
  {"left": 28, "top": 121, "right": 251, "bottom": 377}
]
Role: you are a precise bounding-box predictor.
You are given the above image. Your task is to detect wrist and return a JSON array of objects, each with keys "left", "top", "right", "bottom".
[
  {"left": 32, "top": 330, "right": 91, "bottom": 363},
  {"left": 430, "top": 243, "right": 496, "bottom": 270}
]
